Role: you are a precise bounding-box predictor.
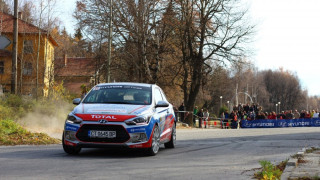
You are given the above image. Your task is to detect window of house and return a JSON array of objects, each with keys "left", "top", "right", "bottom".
[
  {"left": 0, "top": 61, "right": 4, "bottom": 74},
  {"left": 23, "top": 40, "right": 33, "bottom": 53},
  {"left": 23, "top": 62, "right": 32, "bottom": 75}
]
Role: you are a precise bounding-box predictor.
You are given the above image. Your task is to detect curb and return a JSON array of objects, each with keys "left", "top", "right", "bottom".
[
  {"left": 280, "top": 149, "right": 303, "bottom": 180},
  {"left": 281, "top": 146, "right": 320, "bottom": 180}
]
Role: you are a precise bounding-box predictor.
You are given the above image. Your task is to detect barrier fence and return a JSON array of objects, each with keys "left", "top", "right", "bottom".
[
  {"left": 175, "top": 111, "right": 234, "bottom": 129},
  {"left": 175, "top": 111, "right": 320, "bottom": 129},
  {"left": 241, "top": 118, "right": 320, "bottom": 128}
]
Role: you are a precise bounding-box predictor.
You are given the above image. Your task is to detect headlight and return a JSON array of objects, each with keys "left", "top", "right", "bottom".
[
  {"left": 66, "top": 115, "right": 82, "bottom": 124},
  {"left": 125, "top": 116, "right": 151, "bottom": 125}
]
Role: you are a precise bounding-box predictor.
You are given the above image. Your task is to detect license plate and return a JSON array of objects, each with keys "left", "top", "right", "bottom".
[{"left": 89, "top": 130, "right": 116, "bottom": 138}]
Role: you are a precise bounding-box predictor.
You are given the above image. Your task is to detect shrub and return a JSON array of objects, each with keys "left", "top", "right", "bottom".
[{"left": 255, "top": 160, "right": 286, "bottom": 180}]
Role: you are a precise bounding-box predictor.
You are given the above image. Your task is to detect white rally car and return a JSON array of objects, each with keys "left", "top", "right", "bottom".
[{"left": 62, "top": 82, "right": 176, "bottom": 156}]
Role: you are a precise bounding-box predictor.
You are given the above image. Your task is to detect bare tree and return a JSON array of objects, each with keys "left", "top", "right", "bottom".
[
  {"left": 263, "top": 69, "right": 304, "bottom": 111},
  {"left": 174, "top": 0, "right": 255, "bottom": 124}
]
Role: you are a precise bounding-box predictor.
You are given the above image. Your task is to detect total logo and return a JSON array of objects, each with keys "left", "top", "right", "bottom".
[{"left": 91, "top": 115, "right": 117, "bottom": 119}]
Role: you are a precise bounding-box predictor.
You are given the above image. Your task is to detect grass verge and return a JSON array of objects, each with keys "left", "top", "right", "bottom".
[{"left": 0, "top": 119, "right": 60, "bottom": 145}]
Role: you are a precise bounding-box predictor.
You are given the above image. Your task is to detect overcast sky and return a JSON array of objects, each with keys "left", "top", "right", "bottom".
[
  {"left": 247, "top": 0, "right": 320, "bottom": 96},
  {"left": 60, "top": 0, "right": 320, "bottom": 96}
]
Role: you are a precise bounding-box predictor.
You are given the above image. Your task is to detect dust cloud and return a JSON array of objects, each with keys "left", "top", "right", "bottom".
[{"left": 18, "top": 100, "right": 74, "bottom": 140}]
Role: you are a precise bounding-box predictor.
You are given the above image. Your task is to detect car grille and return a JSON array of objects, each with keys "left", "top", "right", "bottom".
[{"left": 76, "top": 124, "right": 130, "bottom": 143}]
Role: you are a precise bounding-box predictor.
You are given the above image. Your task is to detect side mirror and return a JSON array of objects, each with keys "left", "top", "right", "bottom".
[
  {"left": 155, "top": 101, "right": 169, "bottom": 108},
  {"left": 73, "top": 98, "right": 81, "bottom": 105}
]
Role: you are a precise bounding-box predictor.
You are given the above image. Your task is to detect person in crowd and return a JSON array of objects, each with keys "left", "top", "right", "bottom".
[
  {"left": 224, "top": 111, "right": 229, "bottom": 129},
  {"left": 246, "top": 111, "right": 254, "bottom": 120},
  {"left": 197, "top": 109, "right": 204, "bottom": 128},
  {"left": 225, "top": 110, "right": 229, "bottom": 119},
  {"left": 193, "top": 106, "right": 198, "bottom": 116},
  {"left": 203, "top": 109, "right": 209, "bottom": 128},
  {"left": 294, "top": 109, "right": 300, "bottom": 119},
  {"left": 305, "top": 111, "right": 311, "bottom": 118},
  {"left": 278, "top": 111, "right": 286, "bottom": 119},
  {"left": 249, "top": 104, "right": 254, "bottom": 112},
  {"left": 300, "top": 110, "right": 306, "bottom": 118},
  {"left": 239, "top": 111, "right": 245, "bottom": 121},
  {"left": 271, "top": 111, "right": 277, "bottom": 119},
  {"left": 243, "top": 111, "right": 248, "bottom": 120},
  {"left": 230, "top": 110, "right": 238, "bottom": 129},
  {"left": 312, "top": 110, "right": 319, "bottom": 118},
  {"left": 193, "top": 106, "right": 198, "bottom": 126},
  {"left": 233, "top": 105, "right": 238, "bottom": 112},
  {"left": 258, "top": 112, "right": 266, "bottom": 119},
  {"left": 286, "top": 110, "right": 294, "bottom": 119},
  {"left": 244, "top": 104, "right": 250, "bottom": 113},
  {"left": 238, "top": 104, "right": 244, "bottom": 113},
  {"left": 311, "top": 110, "right": 315, "bottom": 118},
  {"left": 178, "top": 103, "right": 185, "bottom": 122},
  {"left": 220, "top": 112, "right": 225, "bottom": 129}
]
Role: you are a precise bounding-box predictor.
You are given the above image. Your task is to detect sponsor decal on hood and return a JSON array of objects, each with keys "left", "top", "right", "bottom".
[
  {"left": 87, "top": 108, "right": 127, "bottom": 113},
  {"left": 75, "top": 114, "right": 136, "bottom": 121},
  {"left": 74, "top": 104, "right": 152, "bottom": 115}
]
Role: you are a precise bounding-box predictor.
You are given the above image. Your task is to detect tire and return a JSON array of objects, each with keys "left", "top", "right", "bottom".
[
  {"left": 62, "top": 132, "right": 81, "bottom": 155},
  {"left": 165, "top": 123, "right": 176, "bottom": 148},
  {"left": 147, "top": 125, "right": 160, "bottom": 156}
]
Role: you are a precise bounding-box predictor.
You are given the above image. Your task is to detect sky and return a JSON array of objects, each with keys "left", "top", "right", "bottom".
[
  {"left": 247, "top": 0, "right": 320, "bottom": 96},
  {"left": 56, "top": 0, "right": 77, "bottom": 33},
  {"left": 60, "top": 0, "right": 320, "bottom": 96}
]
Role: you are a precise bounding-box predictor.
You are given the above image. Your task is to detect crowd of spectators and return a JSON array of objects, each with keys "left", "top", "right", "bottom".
[
  {"left": 224, "top": 103, "right": 320, "bottom": 121},
  {"left": 175, "top": 102, "right": 320, "bottom": 129}
]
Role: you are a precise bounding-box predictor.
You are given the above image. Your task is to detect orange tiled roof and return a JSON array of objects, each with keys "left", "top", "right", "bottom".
[
  {"left": 55, "top": 57, "right": 97, "bottom": 77},
  {"left": 0, "top": 12, "right": 58, "bottom": 46}
]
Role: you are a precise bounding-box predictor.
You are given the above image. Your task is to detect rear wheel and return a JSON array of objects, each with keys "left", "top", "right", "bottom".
[
  {"left": 62, "top": 132, "right": 81, "bottom": 155},
  {"left": 165, "top": 123, "right": 176, "bottom": 148},
  {"left": 147, "top": 125, "right": 160, "bottom": 156}
]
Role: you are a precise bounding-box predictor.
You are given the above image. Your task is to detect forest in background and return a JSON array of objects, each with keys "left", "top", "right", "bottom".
[{"left": 2, "top": 0, "right": 320, "bottom": 123}]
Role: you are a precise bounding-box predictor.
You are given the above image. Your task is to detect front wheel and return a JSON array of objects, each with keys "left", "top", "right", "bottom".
[
  {"left": 165, "top": 123, "right": 176, "bottom": 148},
  {"left": 62, "top": 132, "right": 81, "bottom": 155},
  {"left": 147, "top": 125, "right": 160, "bottom": 156}
]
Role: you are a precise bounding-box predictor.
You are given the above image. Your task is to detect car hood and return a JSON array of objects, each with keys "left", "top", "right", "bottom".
[{"left": 73, "top": 103, "right": 152, "bottom": 116}]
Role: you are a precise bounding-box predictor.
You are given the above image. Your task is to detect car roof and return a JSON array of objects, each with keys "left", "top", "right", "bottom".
[{"left": 96, "top": 82, "right": 154, "bottom": 88}]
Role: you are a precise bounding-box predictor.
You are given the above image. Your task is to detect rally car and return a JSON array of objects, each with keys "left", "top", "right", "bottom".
[{"left": 62, "top": 82, "right": 176, "bottom": 156}]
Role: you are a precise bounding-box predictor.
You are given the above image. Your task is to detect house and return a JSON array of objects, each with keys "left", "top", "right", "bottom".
[
  {"left": 54, "top": 55, "right": 97, "bottom": 95},
  {"left": 0, "top": 12, "right": 58, "bottom": 96}
]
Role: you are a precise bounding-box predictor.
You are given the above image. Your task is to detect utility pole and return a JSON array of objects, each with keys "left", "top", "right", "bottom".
[
  {"left": 107, "top": 0, "right": 113, "bottom": 83},
  {"left": 11, "top": 0, "right": 18, "bottom": 94},
  {"left": 236, "top": 83, "right": 238, "bottom": 106}
]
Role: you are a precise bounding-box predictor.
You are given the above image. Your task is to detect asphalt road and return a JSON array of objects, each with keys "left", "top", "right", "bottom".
[{"left": 0, "top": 127, "right": 319, "bottom": 180}]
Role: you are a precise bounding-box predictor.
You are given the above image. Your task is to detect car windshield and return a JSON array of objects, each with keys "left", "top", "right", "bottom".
[{"left": 82, "top": 85, "right": 152, "bottom": 105}]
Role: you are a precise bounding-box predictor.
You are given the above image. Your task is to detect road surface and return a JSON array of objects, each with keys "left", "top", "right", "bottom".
[{"left": 0, "top": 127, "right": 319, "bottom": 180}]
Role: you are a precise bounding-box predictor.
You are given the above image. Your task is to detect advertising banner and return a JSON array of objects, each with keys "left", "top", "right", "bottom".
[{"left": 241, "top": 118, "right": 320, "bottom": 128}]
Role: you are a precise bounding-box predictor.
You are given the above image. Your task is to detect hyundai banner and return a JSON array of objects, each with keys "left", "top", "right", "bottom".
[{"left": 241, "top": 118, "right": 320, "bottom": 128}]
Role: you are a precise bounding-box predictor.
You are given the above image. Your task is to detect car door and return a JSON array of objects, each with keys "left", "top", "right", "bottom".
[{"left": 153, "top": 87, "right": 172, "bottom": 142}]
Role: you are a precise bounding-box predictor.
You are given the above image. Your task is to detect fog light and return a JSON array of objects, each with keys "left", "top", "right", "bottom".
[
  {"left": 130, "top": 133, "right": 147, "bottom": 143},
  {"left": 65, "top": 131, "right": 77, "bottom": 141}
]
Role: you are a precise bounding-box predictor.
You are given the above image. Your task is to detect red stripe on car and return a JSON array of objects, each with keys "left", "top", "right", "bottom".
[{"left": 75, "top": 114, "right": 136, "bottom": 121}]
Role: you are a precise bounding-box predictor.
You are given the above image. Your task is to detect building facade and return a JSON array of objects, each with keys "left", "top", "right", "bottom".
[
  {"left": 0, "top": 12, "right": 58, "bottom": 96},
  {"left": 55, "top": 55, "right": 97, "bottom": 95}
]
